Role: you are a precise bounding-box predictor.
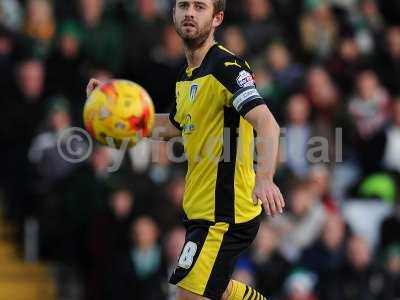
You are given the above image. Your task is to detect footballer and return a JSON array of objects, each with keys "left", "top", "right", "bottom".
[{"left": 86, "top": 0, "right": 284, "bottom": 299}]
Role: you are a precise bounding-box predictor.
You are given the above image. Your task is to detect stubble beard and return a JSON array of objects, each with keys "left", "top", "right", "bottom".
[{"left": 175, "top": 21, "right": 213, "bottom": 50}]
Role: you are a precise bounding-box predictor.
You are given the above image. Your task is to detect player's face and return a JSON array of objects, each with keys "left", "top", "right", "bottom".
[{"left": 173, "top": 0, "right": 223, "bottom": 48}]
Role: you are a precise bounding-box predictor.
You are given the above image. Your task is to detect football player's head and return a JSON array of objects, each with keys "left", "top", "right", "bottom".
[{"left": 173, "top": 0, "right": 225, "bottom": 49}]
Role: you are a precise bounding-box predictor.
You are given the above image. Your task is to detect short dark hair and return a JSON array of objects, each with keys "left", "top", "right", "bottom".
[
  {"left": 213, "top": 0, "right": 226, "bottom": 13},
  {"left": 174, "top": 0, "right": 226, "bottom": 14}
]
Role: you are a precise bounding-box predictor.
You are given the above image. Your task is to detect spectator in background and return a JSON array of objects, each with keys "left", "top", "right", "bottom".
[
  {"left": 0, "top": 27, "right": 16, "bottom": 91},
  {"left": 79, "top": 0, "right": 124, "bottom": 74},
  {"left": 221, "top": 26, "right": 248, "bottom": 58},
  {"left": 135, "top": 0, "right": 169, "bottom": 20},
  {"left": 268, "top": 0, "right": 303, "bottom": 45},
  {"left": 382, "top": 244, "right": 400, "bottom": 300},
  {"left": 307, "top": 67, "right": 339, "bottom": 113},
  {"left": 165, "top": 227, "right": 186, "bottom": 300},
  {"left": 332, "top": 0, "right": 384, "bottom": 50},
  {"left": 248, "top": 220, "right": 291, "bottom": 300},
  {"left": 283, "top": 270, "right": 318, "bottom": 300},
  {"left": 380, "top": 199, "right": 400, "bottom": 251},
  {"left": 28, "top": 96, "right": 77, "bottom": 195},
  {"left": 46, "top": 20, "right": 84, "bottom": 123},
  {"left": 326, "top": 36, "right": 365, "bottom": 96},
  {"left": 335, "top": 235, "right": 385, "bottom": 300},
  {"left": 345, "top": 0, "right": 385, "bottom": 56},
  {"left": 28, "top": 96, "right": 79, "bottom": 258},
  {"left": 124, "top": 0, "right": 167, "bottom": 79},
  {"left": 80, "top": 0, "right": 103, "bottom": 29},
  {"left": 110, "top": 216, "right": 167, "bottom": 300},
  {"left": 88, "top": 188, "right": 135, "bottom": 300},
  {"left": 300, "top": 2, "right": 338, "bottom": 61},
  {"left": 23, "top": 0, "right": 55, "bottom": 57},
  {"left": 300, "top": 214, "right": 346, "bottom": 298},
  {"left": 252, "top": 66, "right": 282, "bottom": 117},
  {"left": 383, "top": 98, "right": 400, "bottom": 173},
  {"left": 0, "top": 0, "right": 23, "bottom": 31},
  {"left": 148, "top": 142, "right": 176, "bottom": 186},
  {"left": 150, "top": 175, "right": 185, "bottom": 232},
  {"left": 18, "top": 57, "right": 46, "bottom": 96},
  {"left": 308, "top": 165, "right": 337, "bottom": 211},
  {"left": 282, "top": 94, "right": 311, "bottom": 178},
  {"left": 328, "top": 0, "right": 358, "bottom": 13},
  {"left": 358, "top": 0, "right": 385, "bottom": 35},
  {"left": 273, "top": 181, "right": 326, "bottom": 262},
  {"left": 145, "top": 25, "right": 184, "bottom": 113},
  {"left": 349, "top": 70, "right": 389, "bottom": 139},
  {"left": 348, "top": 70, "right": 390, "bottom": 173},
  {"left": 266, "top": 42, "right": 304, "bottom": 99},
  {"left": 242, "top": 0, "right": 282, "bottom": 55},
  {"left": 0, "top": 58, "right": 47, "bottom": 219},
  {"left": 306, "top": 67, "right": 346, "bottom": 164},
  {"left": 377, "top": 26, "right": 400, "bottom": 95},
  {"left": 58, "top": 146, "right": 117, "bottom": 266}
]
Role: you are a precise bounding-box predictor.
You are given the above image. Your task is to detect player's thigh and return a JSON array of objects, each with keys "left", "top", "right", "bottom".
[
  {"left": 170, "top": 221, "right": 228, "bottom": 299},
  {"left": 202, "top": 218, "right": 261, "bottom": 298},
  {"left": 176, "top": 282, "right": 233, "bottom": 300},
  {"left": 176, "top": 286, "right": 211, "bottom": 300},
  {"left": 170, "top": 217, "right": 260, "bottom": 300}
]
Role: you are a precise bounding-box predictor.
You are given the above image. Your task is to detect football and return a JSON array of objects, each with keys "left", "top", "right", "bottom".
[{"left": 83, "top": 80, "right": 155, "bottom": 147}]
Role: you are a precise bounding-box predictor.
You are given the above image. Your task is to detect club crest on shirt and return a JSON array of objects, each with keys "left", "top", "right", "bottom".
[
  {"left": 189, "top": 83, "right": 199, "bottom": 102},
  {"left": 236, "top": 70, "right": 255, "bottom": 88}
]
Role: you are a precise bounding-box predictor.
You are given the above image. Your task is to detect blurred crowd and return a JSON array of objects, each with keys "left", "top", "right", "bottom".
[{"left": 1, "top": 0, "right": 400, "bottom": 300}]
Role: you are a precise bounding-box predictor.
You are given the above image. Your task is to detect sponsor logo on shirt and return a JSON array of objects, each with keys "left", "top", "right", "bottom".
[
  {"left": 182, "top": 114, "right": 195, "bottom": 134},
  {"left": 236, "top": 70, "right": 255, "bottom": 88}
]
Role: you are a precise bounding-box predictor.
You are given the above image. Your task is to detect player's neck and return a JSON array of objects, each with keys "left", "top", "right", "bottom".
[{"left": 184, "top": 37, "right": 216, "bottom": 69}]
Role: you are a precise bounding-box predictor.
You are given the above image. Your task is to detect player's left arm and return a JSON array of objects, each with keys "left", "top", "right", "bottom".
[
  {"left": 214, "top": 57, "right": 285, "bottom": 216},
  {"left": 244, "top": 104, "right": 285, "bottom": 217}
]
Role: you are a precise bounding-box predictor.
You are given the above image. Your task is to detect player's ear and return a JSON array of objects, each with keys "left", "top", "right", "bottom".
[
  {"left": 172, "top": 7, "right": 176, "bottom": 24},
  {"left": 213, "top": 11, "right": 224, "bottom": 28}
]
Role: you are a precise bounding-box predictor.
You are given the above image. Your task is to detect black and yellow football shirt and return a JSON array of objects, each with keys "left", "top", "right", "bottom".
[{"left": 170, "top": 43, "right": 265, "bottom": 224}]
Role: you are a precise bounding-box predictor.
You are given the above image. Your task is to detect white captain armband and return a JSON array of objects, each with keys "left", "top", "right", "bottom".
[{"left": 232, "top": 86, "right": 265, "bottom": 116}]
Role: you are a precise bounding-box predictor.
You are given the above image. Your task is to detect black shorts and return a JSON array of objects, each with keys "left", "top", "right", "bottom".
[{"left": 169, "top": 215, "right": 261, "bottom": 300}]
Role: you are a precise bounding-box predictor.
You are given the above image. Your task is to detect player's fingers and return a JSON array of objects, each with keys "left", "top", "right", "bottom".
[
  {"left": 277, "top": 187, "right": 285, "bottom": 210},
  {"left": 271, "top": 186, "right": 283, "bottom": 213},
  {"left": 87, "top": 79, "right": 101, "bottom": 97},
  {"left": 94, "top": 79, "right": 102, "bottom": 87},
  {"left": 260, "top": 193, "right": 271, "bottom": 216},
  {"left": 86, "top": 80, "right": 94, "bottom": 97},
  {"left": 267, "top": 190, "right": 278, "bottom": 216},
  {"left": 263, "top": 202, "right": 272, "bottom": 216},
  {"left": 252, "top": 192, "right": 258, "bottom": 205},
  {"left": 273, "top": 189, "right": 283, "bottom": 214}
]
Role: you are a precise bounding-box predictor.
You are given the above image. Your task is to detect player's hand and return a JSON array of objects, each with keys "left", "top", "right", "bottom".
[
  {"left": 252, "top": 175, "right": 285, "bottom": 217},
  {"left": 86, "top": 78, "right": 103, "bottom": 98}
]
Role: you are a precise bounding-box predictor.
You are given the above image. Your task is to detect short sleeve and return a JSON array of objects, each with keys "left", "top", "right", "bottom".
[
  {"left": 213, "top": 59, "right": 265, "bottom": 117},
  {"left": 169, "top": 104, "right": 181, "bottom": 130}
]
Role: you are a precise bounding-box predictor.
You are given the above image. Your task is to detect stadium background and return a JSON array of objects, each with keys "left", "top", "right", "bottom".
[{"left": 1, "top": 0, "right": 400, "bottom": 299}]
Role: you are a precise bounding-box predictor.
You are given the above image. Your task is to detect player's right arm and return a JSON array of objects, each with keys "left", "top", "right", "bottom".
[
  {"left": 86, "top": 79, "right": 181, "bottom": 140},
  {"left": 152, "top": 113, "right": 181, "bottom": 140}
]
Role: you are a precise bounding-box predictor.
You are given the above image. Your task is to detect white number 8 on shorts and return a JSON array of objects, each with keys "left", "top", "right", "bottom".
[{"left": 178, "top": 241, "right": 197, "bottom": 269}]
